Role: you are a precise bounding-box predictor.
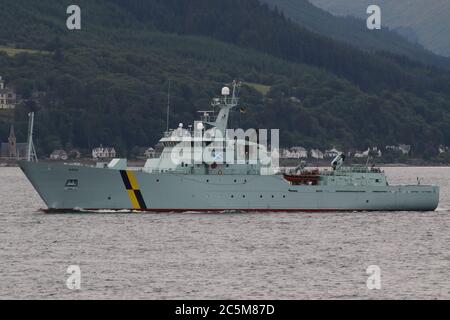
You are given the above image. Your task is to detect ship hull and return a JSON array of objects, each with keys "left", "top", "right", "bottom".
[{"left": 20, "top": 161, "right": 440, "bottom": 212}]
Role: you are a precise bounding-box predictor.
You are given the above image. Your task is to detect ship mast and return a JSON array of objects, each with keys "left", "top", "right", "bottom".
[
  {"left": 27, "top": 112, "right": 38, "bottom": 162},
  {"left": 166, "top": 79, "right": 171, "bottom": 132},
  {"left": 207, "top": 80, "right": 241, "bottom": 133}
]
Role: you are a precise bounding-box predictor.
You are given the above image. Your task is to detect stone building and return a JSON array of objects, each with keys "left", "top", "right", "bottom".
[
  {"left": 0, "top": 76, "right": 17, "bottom": 110},
  {"left": 0, "top": 125, "right": 28, "bottom": 159}
]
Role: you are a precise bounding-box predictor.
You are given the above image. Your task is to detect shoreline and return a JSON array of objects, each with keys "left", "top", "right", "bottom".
[{"left": 1, "top": 159, "right": 449, "bottom": 168}]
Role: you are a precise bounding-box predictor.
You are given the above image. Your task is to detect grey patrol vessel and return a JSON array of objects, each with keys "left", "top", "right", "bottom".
[{"left": 20, "top": 82, "right": 439, "bottom": 212}]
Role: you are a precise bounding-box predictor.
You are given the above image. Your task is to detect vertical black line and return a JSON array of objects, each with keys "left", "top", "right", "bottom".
[
  {"left": 120, "top": 170, "right": 132, "bottom": 190},
  {"left": 134, "top": 190, "right": 147, "bottom": 209}
]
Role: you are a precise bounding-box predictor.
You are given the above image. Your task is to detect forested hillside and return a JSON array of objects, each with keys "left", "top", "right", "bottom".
[
  {"left": 261, "top": 0, "right": 450, "bottom": 70},
  {"left": 311, "top": 0, "right": 450, "bottom": 58},
  {"left": 0, "top": 0, "right": 449, "bottom": 159}
]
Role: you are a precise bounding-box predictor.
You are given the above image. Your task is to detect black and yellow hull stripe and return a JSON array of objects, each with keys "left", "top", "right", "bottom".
[{"left": 120, "top": 170, "right": 147, "bottom": 209}]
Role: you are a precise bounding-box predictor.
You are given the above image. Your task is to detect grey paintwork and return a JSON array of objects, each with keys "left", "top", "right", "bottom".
[{"left": 20, "top": 161, "right": 439, "bottom": 212}]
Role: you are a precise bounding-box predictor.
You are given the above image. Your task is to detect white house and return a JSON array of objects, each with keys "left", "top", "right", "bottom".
[
  {"left": 50, "top": 149, "right": 68, "bottom": 160},
  {"left": 144, "top": 147, "right": 156, "bottom": 158},
  {"left": 281, "top": 146, "right": 308, "bottom": 159},
  {"left": 290, "top": 146, "right": 308, "bottom": 159},
  {"left": 310, "top": 149, "right": 324, "bottom": 159},
  {"left": 280, "top": 148, "right": 290, "bottom": 159},
  {"left": 92, "top": 146, "right": 117, "bottom": 159},
  {"left": 354, "top": 150, "right": 369, "bottom": 158},
  {"left": 324, "top": 147, "right": 341, "bottom": 158},
  {"left": 386, "top": 144, "right": 411, "bottom": 155},
  {"left": 354, "top": 147, "right": 382, "bottom": 158},
  {"left": 439, "top": 145, "right": 449, "bottom": 154},
  {"left": 0, "top": 76, "right": 17, "bottom": 110},
  {"left": 398, "top": 144, "right": 411, "bottom": 155}
]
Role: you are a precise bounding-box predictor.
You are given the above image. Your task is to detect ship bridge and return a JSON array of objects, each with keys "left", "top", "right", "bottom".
[{"left": 144, "top": 81, "right": 275, "bottom": 175}]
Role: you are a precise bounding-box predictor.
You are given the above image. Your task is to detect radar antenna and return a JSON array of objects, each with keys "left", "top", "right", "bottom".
[{"left": 227, "top": 80, "right": 241, "bottom": 108}]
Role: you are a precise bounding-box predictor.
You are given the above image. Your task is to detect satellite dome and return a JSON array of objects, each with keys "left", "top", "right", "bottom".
[
  {"left": 221, "top": 86, "right": 230, "bottom": 96},
  {"left": 197, "top": 122, "right": 204, "bottom": 130}
]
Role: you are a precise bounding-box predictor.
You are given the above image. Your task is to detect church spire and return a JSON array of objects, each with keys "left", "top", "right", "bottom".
[
  {"left": 8, "top": 124, "right": 17, "bottom": 159},
  {"left": 9, "top": 124, "right": 16, "bottom": 139}
]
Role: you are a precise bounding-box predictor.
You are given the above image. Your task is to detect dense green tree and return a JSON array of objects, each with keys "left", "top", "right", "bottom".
[{"left": 0, "top": 0, "right": 449, "bottom": 161}]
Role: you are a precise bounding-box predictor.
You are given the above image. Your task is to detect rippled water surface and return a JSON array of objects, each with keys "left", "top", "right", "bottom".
[{"left": 0, "top": 167, "right": 449, "bottom": 299}]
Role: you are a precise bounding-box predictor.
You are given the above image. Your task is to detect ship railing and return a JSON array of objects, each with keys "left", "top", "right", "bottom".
[
  {"left": 163, "top": 128, "right": 197, "bottom": 138},
  {"left": 333, "top": 166, "right": 382, "bottom": 174}
]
